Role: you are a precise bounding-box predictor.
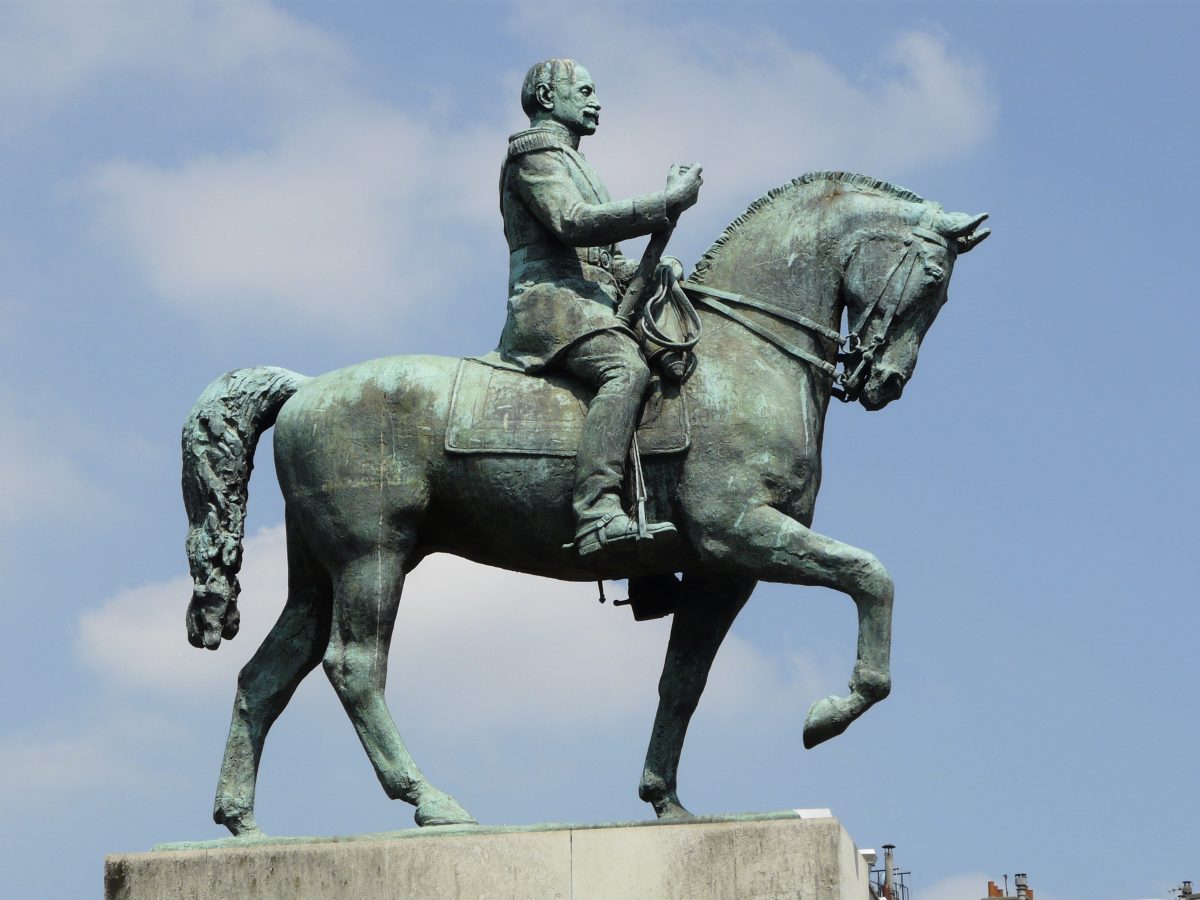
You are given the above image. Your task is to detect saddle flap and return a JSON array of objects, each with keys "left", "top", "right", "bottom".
[{"left": 445, "top": 356, "right": 689, "bottom": 456}]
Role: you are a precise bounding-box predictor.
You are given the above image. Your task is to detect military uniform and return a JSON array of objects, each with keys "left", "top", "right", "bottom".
[
  {"left": 497, "top": 123, "right": 672, "bottom": 371},
  {"left": 495, "top": 122, "right": 677, "bottom": 550}
]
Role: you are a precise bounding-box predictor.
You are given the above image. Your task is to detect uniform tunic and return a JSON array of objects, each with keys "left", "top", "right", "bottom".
[{"left": 496, "top": 124, "right": 672, "bottom": 371}]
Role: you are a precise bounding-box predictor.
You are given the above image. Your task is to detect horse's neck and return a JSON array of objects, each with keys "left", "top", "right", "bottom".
[
  {"left": 693, "top": 221, "right": 843, "bottom": 364},
  {"left": 690, "top": 301, "right": 832, "bottom": 431},
  {"left": 695, "top": 203, "right": 844, "bottom": 337},
  {"left": 688, "top": 200, "right": 841, "bottom": 432}
]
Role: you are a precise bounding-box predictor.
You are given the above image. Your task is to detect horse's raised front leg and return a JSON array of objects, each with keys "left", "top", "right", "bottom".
[
  {"left": 697, "top": 505, "right": 894, "bottom": 749},
  {"left": 323, "top": 548, "right": 476, "bottom": 827},
  {"left": 639, "top": 572, "right": 756, "bottom": 820},
  {"left": 214, "top": 520, "right": 331, "bottom": 837}
]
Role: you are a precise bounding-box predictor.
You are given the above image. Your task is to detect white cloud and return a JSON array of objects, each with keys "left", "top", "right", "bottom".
[
  {"left": 510, "top": 6, "right": 995, "bottom": 209},
  {"left": 0, "top": 710, "right": 181, "bottom": 805},
  {"left": 0, "top": 394, "right": 105, "bottom": 527},
  {"left": 46, "top": 0, "right": 505, "bottom": 335},
  {"left": 84, "top": 107, "right": 501, "bottom": 332},
  {"left": 72, "top": 3, "right": 993, "bottom": 336},
  {"left": 397, "top": 550, "right": 825, "bottom": 731},
  {"left": 10, "top": 0, "right": 490, "bottom": 336},
  {"left": 77, "top": 525, "right": 829, "bottom": 732},
  {"left": 0, "top": 0, "right": 349, "bottom": 122},
  {"left": 0, "top": 729, "right": 114, "bottom": 800},
  {"left": 76, "top": 525, "right": 292, "bottom": 696}
]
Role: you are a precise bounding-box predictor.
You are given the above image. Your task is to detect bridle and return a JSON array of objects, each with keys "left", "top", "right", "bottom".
[{"left": 675, "top": 224, "right": 952, "bottom": 403}]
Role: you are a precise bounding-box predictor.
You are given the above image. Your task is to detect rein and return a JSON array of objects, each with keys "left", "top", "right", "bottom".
[
  {"left": 680, "top": 225, "right": 950, "bottom": 403},
  {"left": 679, "top": 282, "right": 839, "bottom": 378}
]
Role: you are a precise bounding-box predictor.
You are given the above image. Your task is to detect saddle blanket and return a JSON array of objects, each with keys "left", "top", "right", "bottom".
[{"left": 445, "top": 355, "right": 690, "bottom": 456}]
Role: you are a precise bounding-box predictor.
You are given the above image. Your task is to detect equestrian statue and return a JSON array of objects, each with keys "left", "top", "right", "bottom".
[{"left": 181, "top": 58, "right": 990, "bottom": 835}]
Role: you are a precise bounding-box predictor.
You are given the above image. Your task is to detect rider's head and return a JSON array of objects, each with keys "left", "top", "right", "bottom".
[{"left": 521, "top": 59, "right": 600, "bottom": 137}]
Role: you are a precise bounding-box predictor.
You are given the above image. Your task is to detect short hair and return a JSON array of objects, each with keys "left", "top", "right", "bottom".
[{"left": 520, "top": 58, "right": 579, "bottom": 118}]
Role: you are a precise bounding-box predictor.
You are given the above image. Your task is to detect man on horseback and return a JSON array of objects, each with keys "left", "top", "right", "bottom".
[{"left": 497, "top": 58, "right": 703, "bottom": 557}]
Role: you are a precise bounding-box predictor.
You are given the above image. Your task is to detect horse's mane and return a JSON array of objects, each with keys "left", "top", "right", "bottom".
[{"left": 692, "top": 171, "right": 927, "bottom": 282}]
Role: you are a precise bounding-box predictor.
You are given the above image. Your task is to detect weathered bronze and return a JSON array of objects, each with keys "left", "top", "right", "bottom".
[
  {"left": 499, "top": 59, "right": 701, "bottom": 556},
  {"left": 182, "top": 65, "right": 988, "bottom": 839}
]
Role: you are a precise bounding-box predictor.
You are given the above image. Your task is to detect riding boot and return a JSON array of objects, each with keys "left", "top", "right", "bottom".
[
  {"left": 563, "top": 331, "right": 676, "bottom": 555},
  {"left": 573, "top": 371, "right": 641, "bottom": 527}
]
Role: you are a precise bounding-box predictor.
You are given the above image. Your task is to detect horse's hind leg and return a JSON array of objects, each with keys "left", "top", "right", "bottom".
[
  {"left": 214, "top": 519, "right": 332, "bottom": 836},
  {"left": 639, "top": 572, "right": 756, "bottom": 820},
  {"left": 323, "top": 546, "right": 476, "bottom": 827}
]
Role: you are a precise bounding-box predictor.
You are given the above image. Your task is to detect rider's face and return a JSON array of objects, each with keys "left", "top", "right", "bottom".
[{"left": 549, "top": 67, "right": 600, "bottom": 136}]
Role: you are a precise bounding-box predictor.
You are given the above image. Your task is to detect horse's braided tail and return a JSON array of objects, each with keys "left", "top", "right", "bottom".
[{"left": 182, "top": 366, "right": 308, "bottom": 650}]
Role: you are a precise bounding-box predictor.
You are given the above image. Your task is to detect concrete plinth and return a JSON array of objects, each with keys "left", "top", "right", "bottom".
[{"left": 106, "top": 811, "right": 873, "bottom": 899}]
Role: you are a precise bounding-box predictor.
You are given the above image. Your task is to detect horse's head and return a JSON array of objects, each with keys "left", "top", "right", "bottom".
[{"left": 839, "top": 208, "right": 989, "bottom": 410}]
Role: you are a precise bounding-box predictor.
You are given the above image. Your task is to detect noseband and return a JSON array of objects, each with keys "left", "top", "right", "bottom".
[
  {"left": 680, "top": 224, "right": 950, "bottom": 403},
  {"left": 834, "top": 225, "right": 950, "bottom": 402}
]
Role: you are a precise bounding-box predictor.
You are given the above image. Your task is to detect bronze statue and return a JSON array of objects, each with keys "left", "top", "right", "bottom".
[
  {"left": 498, "top": 59, "right": 701, "bottom": 556},
  {"left": 181, "top": 63, "right": 988, "bottom": 837}
]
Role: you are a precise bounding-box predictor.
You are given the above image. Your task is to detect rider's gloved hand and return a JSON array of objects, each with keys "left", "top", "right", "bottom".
[
  {"left": 658, "top": 256, "right": 685, "bottom": 281},
  {"left": 665, "top": 164, "right": 703, "bottom": 220}
]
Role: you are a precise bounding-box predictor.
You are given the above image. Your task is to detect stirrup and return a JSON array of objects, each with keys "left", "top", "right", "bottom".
[{"left": 564, "top": 513, "right": 676, "bottom": 556}]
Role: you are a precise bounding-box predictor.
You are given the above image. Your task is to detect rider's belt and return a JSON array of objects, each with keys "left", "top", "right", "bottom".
[
  {"left": 583, "top": 246, "right": 614, "bottom": 270},
  {"left": 510, "top": 247, "right": 614, "bottom": 272}
]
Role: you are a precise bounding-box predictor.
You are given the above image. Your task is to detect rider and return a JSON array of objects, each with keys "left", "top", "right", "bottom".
[{"left": 496, "top": 58, "right": 703, "bottom": 558}]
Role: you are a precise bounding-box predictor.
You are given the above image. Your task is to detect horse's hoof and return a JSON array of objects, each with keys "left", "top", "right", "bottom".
[
  {"left": 415, "top": 792, "right": 477, "bottom": 827},
  {"left": 803, "top": 694, "right": 853, "bottom": 749},
  {"left": 655, "top": 801, "right": 696, "bottom": 822},
  {"left": 214, "top": 805, "right": 265, "bottom": 838},
  {"left": 642, "top": 784, "right": 694, "bottom": 822}
]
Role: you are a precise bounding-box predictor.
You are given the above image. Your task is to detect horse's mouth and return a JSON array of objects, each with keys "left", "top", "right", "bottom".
[{"left": 859, "top": 368, "right": 907, "bottom": 411}]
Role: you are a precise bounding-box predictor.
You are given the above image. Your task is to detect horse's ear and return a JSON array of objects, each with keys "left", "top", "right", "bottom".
[
  {"left": 937, "top": 211, "right": 988, "bottom": 236},
  {"left": 936, "top": 211, "right": 990, "bottom": 254}
]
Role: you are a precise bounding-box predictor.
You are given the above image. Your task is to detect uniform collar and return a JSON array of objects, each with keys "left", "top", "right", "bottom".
[
  {"left": 508, "top": 121, "right": 581, "bottom": 155},
  {"left": 537, "top": 121, "right": 580, "bottom": 149}
]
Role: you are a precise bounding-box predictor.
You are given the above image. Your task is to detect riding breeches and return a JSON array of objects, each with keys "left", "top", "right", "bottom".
[{"left": 560, "top": 330, "right": 651, "bottom": 529}]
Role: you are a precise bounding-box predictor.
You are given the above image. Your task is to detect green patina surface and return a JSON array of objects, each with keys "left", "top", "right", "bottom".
[{"left": 180, "top": 59, "right": 988, "bottom": 841}]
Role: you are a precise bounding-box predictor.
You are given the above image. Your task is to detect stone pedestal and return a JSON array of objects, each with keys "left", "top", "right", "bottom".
[{"left": 106, "top": 811, "right": 873, "bottom": 899}]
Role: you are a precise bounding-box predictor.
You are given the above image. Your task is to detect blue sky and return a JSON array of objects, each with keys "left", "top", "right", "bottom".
[{"left": 1, "top": 2, "right": 1196, "bottom": 898}]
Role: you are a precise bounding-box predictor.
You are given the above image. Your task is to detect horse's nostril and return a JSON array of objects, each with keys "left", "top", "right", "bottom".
[{"left": 876, "top": 370, "right": 906, "bottom": 403}]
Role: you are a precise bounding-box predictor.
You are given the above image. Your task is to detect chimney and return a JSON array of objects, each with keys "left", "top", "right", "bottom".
[
  {"left": 882, "top": 845, "right": 896, "bottom": 900},
  {"left": 1015, "top": 873, "right": 1029, "bottom": 899},
  {"left": 987, "top": 881, "right": 1003, "bottom": 898}
]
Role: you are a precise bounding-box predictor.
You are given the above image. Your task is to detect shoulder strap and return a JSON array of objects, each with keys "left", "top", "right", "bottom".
[{"left": 508, "top": 128, "right": 570, "bottom": 157}]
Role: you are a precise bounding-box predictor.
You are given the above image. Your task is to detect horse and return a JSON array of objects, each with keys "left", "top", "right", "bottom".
[{"left": 181, "top": 171, "right": 989, "bottom": 836}]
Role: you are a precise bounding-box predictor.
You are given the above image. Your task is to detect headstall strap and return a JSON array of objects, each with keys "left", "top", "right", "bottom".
[
  {"left": 833, "top": 229, "right": 932, "bottom": 402},
  {"left": 911, "top": 225, "right": 950, "bottom": 248}
]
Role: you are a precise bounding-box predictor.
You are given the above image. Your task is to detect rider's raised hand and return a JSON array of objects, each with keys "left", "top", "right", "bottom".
[{"left": 666, "top": 164, "right": 703, "bottom": 218}]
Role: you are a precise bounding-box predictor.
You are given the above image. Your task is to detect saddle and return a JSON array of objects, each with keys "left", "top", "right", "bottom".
[
  {"left": 445, "top": 355, "right": 690, "bottom": 456},
  {"left": 445, "top": 268, "right": 701, "bottom": 624}
]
